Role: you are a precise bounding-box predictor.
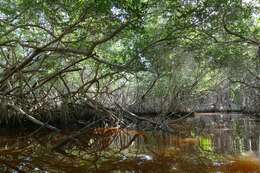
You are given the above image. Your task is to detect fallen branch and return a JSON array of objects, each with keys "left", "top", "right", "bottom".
[
  {"left": 9, "top": 104, "right": 60, "bottom": 132},
  {"left": 115, "top": 103, "right": 160, "bottom": 126},
  {"left": 169, "top": 112, "right": 194, "bottom": 123},
  {"left": 117, "top": 104, "right": 177, "bottom": 133}
]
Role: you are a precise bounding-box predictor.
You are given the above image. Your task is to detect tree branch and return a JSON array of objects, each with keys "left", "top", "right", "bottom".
[{"left": 9, "top": 104, "right": 60, "bottom": 132}]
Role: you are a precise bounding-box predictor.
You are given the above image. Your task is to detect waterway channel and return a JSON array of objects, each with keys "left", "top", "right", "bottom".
[{"left": 1, "top": 113, "right": 260, "bottom": 173}]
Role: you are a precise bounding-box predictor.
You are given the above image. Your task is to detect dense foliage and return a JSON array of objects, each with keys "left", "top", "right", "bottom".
[{"left": 0, "top": 0, "right": 259, "bottom": 122}]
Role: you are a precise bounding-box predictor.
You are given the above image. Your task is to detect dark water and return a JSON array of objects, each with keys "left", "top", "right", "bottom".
[{"left": 1, "top": 114, "right": 260, "bottom": 173}]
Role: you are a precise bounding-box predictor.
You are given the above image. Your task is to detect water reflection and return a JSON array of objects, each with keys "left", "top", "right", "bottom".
[
  {"left": 0, "top": 114, "right": 260, "bottom": 172},
  {"left": 193, "top": 114, "right": 259, "bottom": 155}
]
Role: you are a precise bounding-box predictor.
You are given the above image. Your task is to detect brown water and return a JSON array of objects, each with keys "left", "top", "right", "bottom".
[{"left": 1, "top": 114, "right": 260, "bottom": 173}]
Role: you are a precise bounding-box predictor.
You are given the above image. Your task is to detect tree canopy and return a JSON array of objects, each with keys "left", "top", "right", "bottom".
[{"left": 0, "top": 0, "right": 259, "bottom": 122}]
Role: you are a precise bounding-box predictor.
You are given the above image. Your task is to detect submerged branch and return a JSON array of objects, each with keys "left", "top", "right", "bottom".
[{"left": 52, "top": 118, "right": 103, "bottom": 150}]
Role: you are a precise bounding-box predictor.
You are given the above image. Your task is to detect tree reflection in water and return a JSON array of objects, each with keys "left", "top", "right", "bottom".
[{"left": 1, "top": 115, "right": 260, "bottom": 173}]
